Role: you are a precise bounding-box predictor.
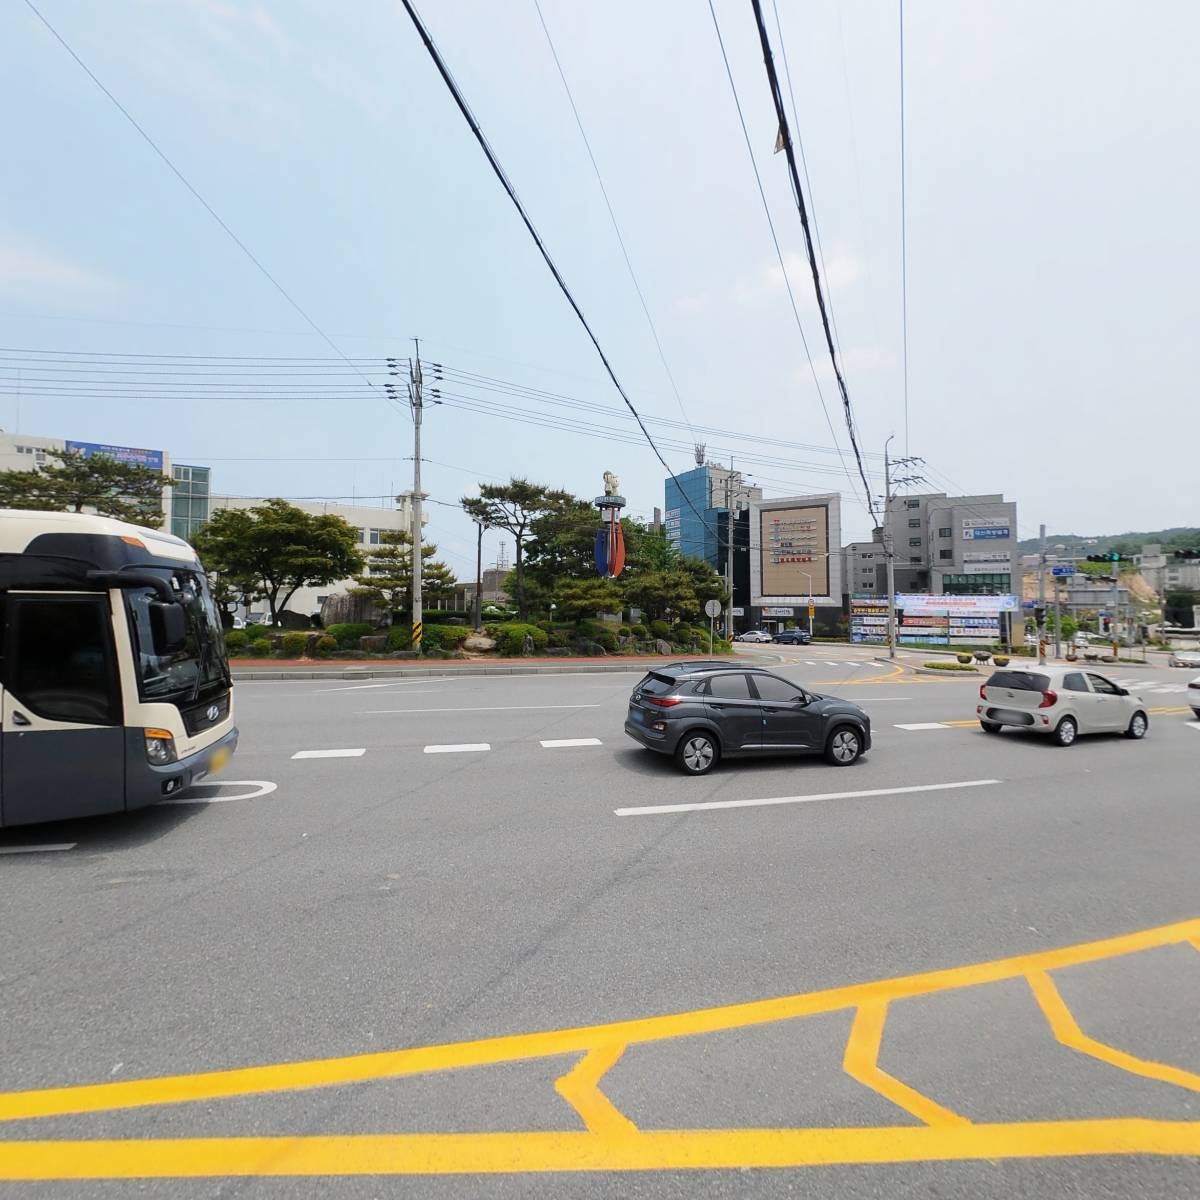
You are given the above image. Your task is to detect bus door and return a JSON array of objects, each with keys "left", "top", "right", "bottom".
[{"left": 1, "top": 593, "right": 125, "bottom": 826}]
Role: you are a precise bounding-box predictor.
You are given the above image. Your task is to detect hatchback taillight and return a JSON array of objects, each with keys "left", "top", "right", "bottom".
[
  {"left": 1038, "top": 690, "right": 1058, "bottom": 708},
  {"left": 979, "top": 684, "right": 987, "bottom": 700},
  {"left": 647, "top": 696, "right": 682, "bottom": 708}
]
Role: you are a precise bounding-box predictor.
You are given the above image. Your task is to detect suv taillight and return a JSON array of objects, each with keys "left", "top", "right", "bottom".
[
  {"left": 979, "top": 684, "right": 987, "bottom": 700},
  {"left": 1038, "top": 690, "right": 1058, "bottom": 708},
  {"left": 647, "top": 696, "right": 682, "bottom": 708}
]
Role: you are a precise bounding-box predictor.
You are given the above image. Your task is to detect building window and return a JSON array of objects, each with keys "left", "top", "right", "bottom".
[
  {"left": 906, "top": 499, "right": 919, "bottom": 509},
  {"left": 909, "top": 556, "right": 922, "bottom": 563},
  {"left": 907, "top": 518, "right": 921, "bottom": 528},
  {"left": 908, "top": 537, "right": 922, "bottom": 547},
  {"left": 939, "top": 549, "right": 953, "bottom": 560},
  {"left": 938, "top": 527, "right": 952, "bottom": 538},
  {"left": 862, "top": 581, "right": 873, "bottom": 589}
]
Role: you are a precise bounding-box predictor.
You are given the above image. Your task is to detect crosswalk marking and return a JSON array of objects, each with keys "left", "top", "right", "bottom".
[{"left": 291, "top": 748, "right": 365, "bottom": 759}]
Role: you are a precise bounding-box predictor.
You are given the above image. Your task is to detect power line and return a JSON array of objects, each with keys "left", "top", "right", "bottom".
[
  {"left": 20, "top": 0, "right": 387, "bottom": 408},
  {"left": 532, "top": 0, "right": 695, "bottom": 438},
  {"left": 746, "top": 0, "right": 877, "bottom": 525},
  {"left": 397, "top": 0, "right": 720, "bottom": 542},
  {"left": 705, "top": 0, "right": 866, "bottom": 519},
  {"left": 899, "top": 0, "right": 910, "bottom": 457}
]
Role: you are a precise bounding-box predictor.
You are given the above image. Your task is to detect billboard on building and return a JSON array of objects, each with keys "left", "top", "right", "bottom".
[
  {"left": 961, "top": 518, "right": 1010, "bottom": 540},
  {"left": 65, "top": 440, "right": 164, "bottom": 471},
  {"left": 750, "top": 493, "right": 842, "bottom": 605}
]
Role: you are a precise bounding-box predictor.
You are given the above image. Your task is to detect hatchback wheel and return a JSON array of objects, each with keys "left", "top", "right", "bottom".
[
  {"left": 980, "top": 720, "right": 1002, "bottom": 734},
  {"left": 1054, "top": 716, "right": 1078, "bottom": 747},
  {"left": 676, "top": 732, "right": 717, "bottom": 775},
  {"left": 825, "top": 726, "right": 862, "bottom": 766},
  {"left": 1125, "top": 711, "right": 1148, "bottom": 740}
]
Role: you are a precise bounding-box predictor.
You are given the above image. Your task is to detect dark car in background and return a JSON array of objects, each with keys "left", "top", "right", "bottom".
[
  {"left": 625, "top": 663, "right": 871, "bottom": 775},
  {"left": 773, "top": 628, "right": 812, "bottom": 645}
]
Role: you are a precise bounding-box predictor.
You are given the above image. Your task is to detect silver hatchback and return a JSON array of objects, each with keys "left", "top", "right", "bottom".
[{"left": 977, "top": 666, "right": 1149, "bottom": 746}]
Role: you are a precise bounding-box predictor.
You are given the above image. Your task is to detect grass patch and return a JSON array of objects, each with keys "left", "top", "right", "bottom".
[{"left": 922, "top": 660, "right": 978, "bottom": 671}]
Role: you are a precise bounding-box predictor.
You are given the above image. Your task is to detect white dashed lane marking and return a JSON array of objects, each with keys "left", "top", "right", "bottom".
[
  {"left": 423, "top": 743, "right": 491, "bottom": 754},
  {"left": 291, "top": 748, "right": 366, "bottom": 759},
  {"left": 540, "top": 738, "right": 603, "bottom": 749},
  {"left": 894, "top": 722, "right": 956, "bottom": 731}
]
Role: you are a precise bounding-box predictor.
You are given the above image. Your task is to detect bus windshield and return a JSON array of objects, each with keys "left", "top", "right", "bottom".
[{"left": 126, "top": 570, "right": 229, "bottom": 701}]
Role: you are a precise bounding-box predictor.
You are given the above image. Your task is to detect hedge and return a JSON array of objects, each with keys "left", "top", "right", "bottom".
[{"left": 922, "top": 660, "right": 977, "bottom": 671}]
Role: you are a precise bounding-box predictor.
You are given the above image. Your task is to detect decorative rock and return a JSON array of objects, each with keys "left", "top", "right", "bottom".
[
  {"left": 360, "top": 635, "right": 388, "bottom": 653},
  {"left": 655, "top": 639, "right": 673, "bottom": 655},
  {"left": 464, "top": 635, "right": 496, "bottom": 652}
]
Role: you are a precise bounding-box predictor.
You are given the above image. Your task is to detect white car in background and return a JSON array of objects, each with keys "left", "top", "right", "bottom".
[
  {"left": 977, "top": 665, "right": 1149, "bottom": 746},
  {"left": 1168, "top": 648, "right": 1200, "bottom": 668},
  {"left": 735, "top": 630, "right": 773, "bottom": 643}
]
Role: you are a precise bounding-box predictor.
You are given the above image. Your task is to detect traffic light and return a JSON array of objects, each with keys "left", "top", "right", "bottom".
[
  {"left": 1033, "top": 606, "right": 1046, "bottom": 625},
  {"left": 1173, "top": 548, "right": 1200, "bottom": 560},
  {"left": 1100, "top": 615, "right": 1111, "bottom": 634},
  {"left": 1085, "top": 552, "right": 1129, "bottom": 563}
]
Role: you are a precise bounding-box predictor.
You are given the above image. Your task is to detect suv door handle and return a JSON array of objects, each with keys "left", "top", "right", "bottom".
[{"left": 11, "top": 710, "right": 31, "bottom": 727}]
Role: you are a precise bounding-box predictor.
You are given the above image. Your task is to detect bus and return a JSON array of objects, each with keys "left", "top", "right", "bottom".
[{"left": 0, "top": 509, "right": 237, "bottom": 827}]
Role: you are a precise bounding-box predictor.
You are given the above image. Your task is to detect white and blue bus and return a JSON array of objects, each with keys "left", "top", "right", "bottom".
[{"left": 0, "top": 509, "right": 237, "bottom": 826}]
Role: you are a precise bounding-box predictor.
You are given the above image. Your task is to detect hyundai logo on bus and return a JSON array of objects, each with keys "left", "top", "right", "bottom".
[{"left": 206, "top": 705, "right": 220, "bottom": 723}]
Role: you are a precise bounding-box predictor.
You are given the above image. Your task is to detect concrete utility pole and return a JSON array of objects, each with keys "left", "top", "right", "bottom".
[
  {"left": 1037, "top": 524, "right": 1047, "bottom": 665},
  {"left": 471, "top": 515, "right": 486, "bottom": 632},
  {"left": 408, "top": 341, "right": 424, "bottom": 654},
  {"left": 884, "top": 438, "right": 897, "bottom": 659},
  {"left": 722, "top": 464, "right": 740, "bottom": 640}
]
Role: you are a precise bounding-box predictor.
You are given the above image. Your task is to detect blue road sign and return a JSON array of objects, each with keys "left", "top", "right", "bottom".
[{"left": 1051, "top": 565, "right": 1076, "bottom": 576}]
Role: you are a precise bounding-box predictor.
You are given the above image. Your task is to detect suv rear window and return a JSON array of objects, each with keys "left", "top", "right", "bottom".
[
  {"left": 987, "top": 670, "right": 1050, "bottom": 691},
  {"left": 638, "top": 673, "right": 679, "bottom": 696}
]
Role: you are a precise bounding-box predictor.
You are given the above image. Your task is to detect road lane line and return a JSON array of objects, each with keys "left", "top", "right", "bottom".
[
  {"left": 315, "top": 678, "right": 454, "bottom": 693},
  {"left": 0, "top": 844, "right": 76, "bottom": 855},
  {"left": 366, "top": 704, "right": 602, "bottom": 714},
  {"left": 291, "top": 749, "right": 366, "bottom": 759},
  {"left": 423, "top": 744, "right": 490, "bottom": 754},
  {"left": 540, "top": 738, "right": 603, "bottom": 748},
  {"left": 894, "top": 723, "right": 954, "bottom": 731},
  {"left": 615, "top": 779, "right": 1001, "bottom": 817}
]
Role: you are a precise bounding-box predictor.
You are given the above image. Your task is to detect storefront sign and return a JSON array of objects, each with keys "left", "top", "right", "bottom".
[{"left": 762, "top": 606, "right": 794, "bottom": 617}]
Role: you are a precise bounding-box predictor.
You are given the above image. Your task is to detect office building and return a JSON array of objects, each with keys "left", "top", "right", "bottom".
[
  {"left": 1137, "top": 544, "right": 1200, "bottom": 594},
  {"left": 664, "top": 461, "right": 762, "bottom": 567},
  {"left": 854, "top": 491, "right": 1019, "bottom": 597}
]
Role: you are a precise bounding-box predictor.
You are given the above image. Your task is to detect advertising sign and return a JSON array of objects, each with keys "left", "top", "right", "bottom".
[
  {"left": 961, "top": 519, "right": 1010, "bottom": 541},
  {"left": 750, "top": 493, "right": 841, "bottom": 607},
  {"left": 896, "top": 593, "right": 1019, "bottom": 614},
  {"left": 65, "top": 440, "right": 164, "bottom": 471},
  {"left": 663, "top": 507, "right": 681, "bottom": 547},
  {"left": 763, "top": 606, "right": 794, "bottom": 617}
]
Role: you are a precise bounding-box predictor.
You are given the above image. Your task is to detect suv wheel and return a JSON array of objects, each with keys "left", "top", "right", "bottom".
[
  {"left": 1054, "top": 716, "right": 1078, "bottom": 747},
  {"left": 676, "top": 732, "right": 718, "bottom": 775},
  {"left": 825, "top": 726, "right": 862, "bottom": 766},
  {"left": 980, "top": 720, "right": 1002, "bottom": 734}
]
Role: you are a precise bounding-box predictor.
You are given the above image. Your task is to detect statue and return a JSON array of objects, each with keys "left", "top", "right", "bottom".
[
  {"left": 603, "top": 471, "right": 620, "bottom": 497},
  {"left": 594, "top": 471, "right": 627, "bottom": 578}
]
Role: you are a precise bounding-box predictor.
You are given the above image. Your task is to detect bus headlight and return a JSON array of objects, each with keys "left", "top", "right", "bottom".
[{"left": 144, "top": 728, "right": 177, "bottom": 765}]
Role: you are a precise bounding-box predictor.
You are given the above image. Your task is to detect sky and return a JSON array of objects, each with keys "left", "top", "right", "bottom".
[{"left": 2, "top": 0, "right": 1198, "bottom": 578}]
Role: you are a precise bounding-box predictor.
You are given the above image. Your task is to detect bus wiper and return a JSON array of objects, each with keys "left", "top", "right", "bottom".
[{"left": 189, "top": 620, "right": 213, "bottom": 704}]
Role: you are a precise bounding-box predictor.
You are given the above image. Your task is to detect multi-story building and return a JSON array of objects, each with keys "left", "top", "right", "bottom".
[
  {"left": 842, "top": 537, "right": 887, "bottom": 594},
  {"left": 874, "top": 491, "right": 1019, "bottom": 597},
  {"left": 664, "top": 461, "right": 762, "bottom": 566},
  {"left": 1137, "top": 544, "right": 1200, "bottom": 594}
]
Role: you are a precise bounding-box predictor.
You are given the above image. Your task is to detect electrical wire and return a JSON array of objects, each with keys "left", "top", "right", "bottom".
[
  {"left": 532, "top": 0, "right": 695, "bottom": 438},
  {"left": 746, "top": 0, "right": 877, "bottom": 524},
  {"left": 396, "top": 0, "right": 720, "bottom": 543},
  {"left": 20, "top": 0, "right": 393, "bottom": 414},
  {"left": 706, "top": 0, "right": 866, "bottom": 518}
]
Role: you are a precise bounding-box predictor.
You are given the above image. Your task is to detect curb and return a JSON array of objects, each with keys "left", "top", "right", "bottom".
[{"left": 232, "top": 661, "right": 660, "bottom": 682}]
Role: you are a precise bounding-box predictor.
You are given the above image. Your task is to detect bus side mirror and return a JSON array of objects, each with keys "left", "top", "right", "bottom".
[{"left": 150, "top": 601, "right": 188, "bottom": 655}]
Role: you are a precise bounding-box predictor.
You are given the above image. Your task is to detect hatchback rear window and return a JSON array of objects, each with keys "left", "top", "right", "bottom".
[{"left": 987, "top": 670, "right": 1050, "bottom": 691}]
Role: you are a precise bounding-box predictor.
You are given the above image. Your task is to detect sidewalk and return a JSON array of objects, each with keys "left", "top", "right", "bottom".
[{"left": 230, "top": 654, "right": 697, "bottom": 681}]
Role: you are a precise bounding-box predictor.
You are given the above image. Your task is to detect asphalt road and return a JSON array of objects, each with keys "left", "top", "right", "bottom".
[{"left": 2, "top": 647, "right": 1199, "bottom": 1197}]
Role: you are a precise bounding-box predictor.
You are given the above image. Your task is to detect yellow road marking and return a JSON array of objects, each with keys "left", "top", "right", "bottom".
[
  {"left": 941, "top": 719, "right": 979, "bottom": 727},
  {"left": 3, "top": 918, "right": 1198, "bottom": 1123},
  {"left": 1148, "top": 706, "right": 1191, "bottom": 715},
  {"left": 0, "top": 1122, "right": 1197, "bottom": 1178},
  {"left": 815, "top": 661, "right": 906, "bottom": 687},
  {"left": 4, "top": 918, "right": 1200, "bottom": 1178},
  {"left": 554, "top": 1045, "right": 636, "bottom": 1138},
  {"left": 843, "top": 1004, "right": 969, "bottom": 1127},
  {"left": 1027, "top": 970, "right": 1200, "bottom": 1094}
]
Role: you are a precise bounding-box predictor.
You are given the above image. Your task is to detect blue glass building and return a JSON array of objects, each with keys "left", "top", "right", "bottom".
[{"left": 664, "top": 466, "right": 721, "bottom": 565}]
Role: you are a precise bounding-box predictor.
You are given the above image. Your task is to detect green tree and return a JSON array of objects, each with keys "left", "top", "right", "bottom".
[
  {"left": 618, "top": 521, "right": 725, "bottom": 622},
  {"left": 523, "top": 496, "right": 599, "bottom": 592},
  {"left": 552, "top": 576, "right": 623, "bottom": 622},
  {"left": 350, "top": 529, "right": 456, "bottom": 619},
  {"left": 192, "top": 499, "right": 362, "bottom": 625},
  {"left": 462, "top": 479, "right": 572, "bottom": 619},
  {"left": 0, "top": 448, "right": 166, "bottom": 525}
]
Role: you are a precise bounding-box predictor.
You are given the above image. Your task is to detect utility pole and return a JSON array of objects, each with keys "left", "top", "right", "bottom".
[
  {"left": 408, "top": 341, "right": 424, "bottom": 654},
  {"left": 471, "top": 515, "right": 486, "bottom": 631},
  {"left": 1037, "top": 524, "right": 1047, "bottom": 665},
  {"left": 1053, "top": 573, "right": 1061, "bottom": 660},
  {"left": 885, "top": 440, "right": 897, "bottom": 659},
  {"left": 722, "top": 463, "right": 740, "bottom": 640}
]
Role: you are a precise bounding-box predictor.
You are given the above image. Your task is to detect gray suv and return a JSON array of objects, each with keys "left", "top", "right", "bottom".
[{"left": 625, "top": 664, "right": 872, "bottom": 775}]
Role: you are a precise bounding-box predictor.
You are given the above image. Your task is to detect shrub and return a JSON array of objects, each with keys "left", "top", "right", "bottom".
[
  {"left": 495, "top": 623, "right": 549, "bottom": 656},
  {"left": 386, "top": 626, "right": 410, "bottom": 652},
  {"left": 326, "top": 622, "right": 374, "bottom": 649},
  {"left": 224, "top": 629, "right": 248, "bottom": 653},
  {"left": 588, "top": 627, "right": 618, "bottom": 653},
  {"left": 631, "top": 623, "right": 648, "bottom": 638},
  {"left": 249, "top": 637, "right": 272, "bottom": 658},
  {"left": 281, "top": 631, "right": 308, "bottom": 658},
  {"left": 428, "top": 624, "right": 470, "bottom": 648},
  {"left": 619, "top": 625, "right": 631, "bottom": 637},
  {"left": 649, "top": 619, "right": 670, "bottom": 640},
  {"left": 924, "top": 660, "right": 977, "bottom": 671},
  {"left": 314, "top": 635, "right": 337, "bottom": 658}
]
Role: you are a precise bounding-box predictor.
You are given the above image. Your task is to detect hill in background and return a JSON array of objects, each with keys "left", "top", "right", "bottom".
[{"left": 1017, "top": 527, "right": 1200, "bottom": 557}]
